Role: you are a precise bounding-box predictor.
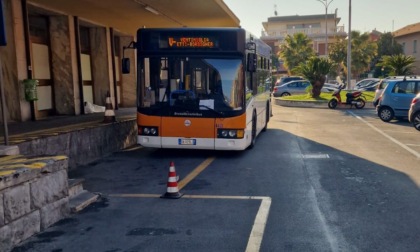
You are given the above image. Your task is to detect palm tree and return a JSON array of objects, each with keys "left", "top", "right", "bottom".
[
  {"left": 378, "top": 54, "right": 416, "bottom": 76},
  {"left": 328, "top": 31, "right": 377, "bottom": 79},
  {"left": 294, "top": 57, "right": 333, "bottom": 98},
  {"left": 279, "top": 33, "right": 315, "bottom": 74},
  {"left": 350, "top": 31, "right": 377, "bottom": 78},
  {"left": 328, "top": 38, "right": 347, "bottom": 78}
]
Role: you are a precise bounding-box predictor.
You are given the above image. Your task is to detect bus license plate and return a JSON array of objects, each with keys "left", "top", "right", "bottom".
[{"left": 179, "top": 139, "right": 196, "bottom": 145}]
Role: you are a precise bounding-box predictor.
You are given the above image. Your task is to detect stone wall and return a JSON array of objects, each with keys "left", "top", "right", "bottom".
[
  {"left": 0, "top": 156, "right": 69, "bottom": 251},
  {"left": 16, "top": 119, "right": 137, "bottom": 169}
]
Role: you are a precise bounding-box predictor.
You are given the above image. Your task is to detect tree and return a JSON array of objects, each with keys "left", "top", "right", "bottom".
[
  {"left": 294, "top": 57, "right": 333, "bottom": 98},
  {"left": 328, "top": 37, "right": 347, "bottom": 78},
  {"left": 377, "top": 54, "right": 416, "bottom": 76},
  {"left": 328, "top": 31, "right": 378, "bottom": 80},
  {"left": 371, "top": 32, "right": 403, "bottom": 77},
  {"left": 279, "top": 33, "right": 315, "bottom": 74},
  {"left": 350, "top": 31, "right": 378, "bottom": 79},
  {"left": 377, "top": 32, "right": 403, "bottom": 56}
]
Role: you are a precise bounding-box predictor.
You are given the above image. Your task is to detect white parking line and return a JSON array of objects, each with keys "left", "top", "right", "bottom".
[
  {"left": 184, "top": 195, "right": 271, "bottom": 252},
  {"left": 348, "top": 111, "right": 420, "bottom": 159},
  {"left": 383, "top": 130, "right": 417, "bottom": 134},
  {"left": 406, "top": 143, "right": 420, "bottom": 147}
]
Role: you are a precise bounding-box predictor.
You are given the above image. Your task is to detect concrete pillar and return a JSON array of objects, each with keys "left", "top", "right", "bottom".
[
  {"left": 120, "top": 36, "right": 136, "bottom": 107},
  {"left": 50, "top": 15, "right": 76, "bottom": 115},
  {"left": 0, "top": 0, "right": 29, "bottom": 122},
  {"left": 90, "top": 27, "right": 110, "bottom": 106}
]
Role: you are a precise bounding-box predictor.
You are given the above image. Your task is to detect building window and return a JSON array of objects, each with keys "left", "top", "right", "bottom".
[
  {"left": 414, "top": 40, "right": 417, "bottom": 53},
  {"left": 402, "top": 42, "right": 406, "bottom": 54}
]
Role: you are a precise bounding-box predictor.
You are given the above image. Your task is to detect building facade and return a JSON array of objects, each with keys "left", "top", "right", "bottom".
[
  {"left": 393, "top": 22, "right": 420, "bottom": 74},
  {"left": 0, "top": 0, "right": 239, "bottom": 122},
  {"left": 261, "top": 14, "right": 347, "bottom": 73}
]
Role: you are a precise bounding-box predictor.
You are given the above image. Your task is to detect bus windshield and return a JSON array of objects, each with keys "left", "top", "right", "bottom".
[{"left": 140, "top": 56, "right": 244, "bottom": 115}]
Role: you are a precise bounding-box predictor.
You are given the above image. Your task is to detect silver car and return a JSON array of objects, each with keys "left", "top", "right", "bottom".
[
  {"left": 355, "top": 78, "right": 380, "bottom": 90},
  {"left": 272, "top": 80, "right": 310, "bottom": 97},
  {"left": 408, "top": 93, "right": 420, "bottom": 131}
]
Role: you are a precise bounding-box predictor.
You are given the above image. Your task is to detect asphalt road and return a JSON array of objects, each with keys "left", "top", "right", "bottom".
[{"left": 14, "top": 106, "right": 420, "bottom": 252}]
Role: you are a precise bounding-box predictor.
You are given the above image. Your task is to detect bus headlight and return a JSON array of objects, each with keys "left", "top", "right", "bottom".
[
  {"left": 150, "top": 128, "right": 157, "bottom": 135},
  {"left": 139, "top": 126, "right": 159, "bottom": 136},
  {"left": 217, "top": 129, "right": 244, "bottom": 139}
]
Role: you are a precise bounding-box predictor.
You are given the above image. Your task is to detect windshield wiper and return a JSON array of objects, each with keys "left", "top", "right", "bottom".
[{"left": 199, "top": 105, "right": 224, "bottom": 116}]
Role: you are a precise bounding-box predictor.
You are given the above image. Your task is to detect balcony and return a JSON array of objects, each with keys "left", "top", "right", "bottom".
[{"left": 261, "top": 25, "right": 346, "bottom": 40}]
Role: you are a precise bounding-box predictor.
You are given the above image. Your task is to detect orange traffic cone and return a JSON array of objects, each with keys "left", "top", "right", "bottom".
[
  {"left": 103, "top": 91, "right": 116, "bottom": 123},
  {"left": 161, "top": 161, "right": 183, "bottom": 199}
]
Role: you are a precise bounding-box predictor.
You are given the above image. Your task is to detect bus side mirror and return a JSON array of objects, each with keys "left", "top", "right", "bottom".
[
  {"left": 121, "top": 41, "right": 136, "bottom": 74},
  {"left": 247, "top": 53, "right": 257, "bottom": 72},
  {"left": 122, "top": 58, "right": 130, "bottom": 74}
]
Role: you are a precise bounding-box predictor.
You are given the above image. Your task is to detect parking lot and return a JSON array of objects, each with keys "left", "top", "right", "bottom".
[
  {"left": 14, "top": 105, "right": 420, "bottom": 252},
  {"left": 348, "top": 108, "right": 420, "bottom": 156}
]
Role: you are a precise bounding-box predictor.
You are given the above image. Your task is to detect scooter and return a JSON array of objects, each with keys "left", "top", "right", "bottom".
[{"left": 328, "top": 84, "right": 366, "bottom": 109}]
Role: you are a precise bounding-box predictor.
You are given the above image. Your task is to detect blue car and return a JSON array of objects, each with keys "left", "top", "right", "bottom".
[{"left": 377, "top": 76, "right": 420, "bottom": 122}]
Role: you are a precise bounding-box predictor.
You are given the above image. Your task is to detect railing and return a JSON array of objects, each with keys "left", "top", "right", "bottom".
[{"left": 262, "top": 25, "right": 346, "bottom": 39}]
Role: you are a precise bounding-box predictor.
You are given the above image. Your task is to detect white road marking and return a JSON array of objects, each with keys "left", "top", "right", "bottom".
[
  {"left": 348, "top": 111, "right": 420, "bottom": 159},
  {"left": 383, "top": 130, "right": 416, "bottom": 134},
  {"left": 302, "top": 154, "right": 330, "bottom": 159},
  {"left": 406, "top": 143, "right": 420, "bottom": 147},
  {"left": 110, "top": 194, "right": 272, "bottom": 252}
]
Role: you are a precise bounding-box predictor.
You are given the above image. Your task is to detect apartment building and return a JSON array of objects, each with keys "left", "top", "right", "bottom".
[
  {"left": 394, "top": 22, "right": 420, "bottom": 74},
  {"left": 261, "top": 14, "right": 347, "bottom": 73}
]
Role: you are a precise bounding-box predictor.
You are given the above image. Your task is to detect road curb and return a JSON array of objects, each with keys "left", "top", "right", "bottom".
[{"left": 273, "top": 98, "right": 375, "bottom": 109}]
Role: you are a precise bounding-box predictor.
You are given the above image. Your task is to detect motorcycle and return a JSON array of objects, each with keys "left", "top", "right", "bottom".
[{"left": 328, "top": 84, "right": 366, "bottom": 109}]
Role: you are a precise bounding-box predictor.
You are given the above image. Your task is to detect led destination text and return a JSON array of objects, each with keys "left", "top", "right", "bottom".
[{"left": 168, "top": 37, "right": 215, "bottom": 48}]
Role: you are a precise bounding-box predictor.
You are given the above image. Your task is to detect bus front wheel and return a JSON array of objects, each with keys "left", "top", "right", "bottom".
[
  {"left": 249, "top": 112, "right": 257, "bottom": 149},
  {"left": 262, "top": 103, "right": 269, "bottom": 132}
]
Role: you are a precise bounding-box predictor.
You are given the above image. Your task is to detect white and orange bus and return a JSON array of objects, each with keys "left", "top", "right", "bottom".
[{"left": 123, "top": 28, "right": 272, "bottom": 150}]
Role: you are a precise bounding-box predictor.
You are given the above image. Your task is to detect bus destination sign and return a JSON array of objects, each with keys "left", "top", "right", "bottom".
[{"left": 168, "top": 37, "right": 216, "bottom": 48}]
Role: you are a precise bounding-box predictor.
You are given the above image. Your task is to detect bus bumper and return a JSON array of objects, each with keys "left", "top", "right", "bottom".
[{"left": 138, "top": 136, "right": 249, "bottom": 150}]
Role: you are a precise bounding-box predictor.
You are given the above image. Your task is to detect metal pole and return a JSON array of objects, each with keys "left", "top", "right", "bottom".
[
  {"left": 325, "top": 5, "right": 328, "bottom": 56},
  {"left": 0, "top": 57, "right": 9, "bottom": 145},
  {"left": 316, "top": 0, "right": 334, "bottom": 57},
  {"left": 347, "top": 0, "right": 352, "bottom": 89}
]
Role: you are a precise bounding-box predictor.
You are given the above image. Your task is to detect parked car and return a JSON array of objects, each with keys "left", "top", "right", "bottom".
[
  {"left": 408, "top": 93, "right": 420, "bottom": 131},
  {"left": 372, "top": 76, "right": 418, "bottom": 107},
  {"left": 354, "top": 78, "right": 379, "bottom": 90},
  {"left": 275, "top": 76, "right": 304, "bottom": 86},
  {"left": 356, "top": 79, "right": 381, "bottom": 91},
  {"left": 272, "top": 80, "right": 310, "bottom": 97},
  {"left": 322, "top": 83, "right": 340, "bottom": 92},
  {"left": 376, "top": 76, "right": 420, "bottom": 122},
  {"left": 372, "top": 79, "right": 388, "bottom": 107}
]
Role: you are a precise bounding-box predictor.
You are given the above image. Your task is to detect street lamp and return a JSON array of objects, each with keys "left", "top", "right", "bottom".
[
  {"left": 347, "top": 0, "right": 352, "bottom": 89},
  {"left": 316, "top": 0, "right": 334, "bottom": 57}
]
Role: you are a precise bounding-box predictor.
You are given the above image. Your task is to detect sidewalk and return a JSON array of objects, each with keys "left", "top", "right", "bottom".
[
  {"left": 4, "top": 107, "right": 136, "bottom": 137},
  {"left": 1, "top": 107, "right": 136, "bottom": 147},
  {"left": 0, "top": 107, "right": 138, "bottom": 169}
]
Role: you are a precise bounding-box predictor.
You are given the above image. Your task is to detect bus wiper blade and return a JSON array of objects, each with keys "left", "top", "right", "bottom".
[{"left": 199, "top": 105, "right": 224, "bottom": 116}]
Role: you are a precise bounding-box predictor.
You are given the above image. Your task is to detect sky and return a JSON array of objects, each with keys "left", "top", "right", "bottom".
[{"left": 223, "top": 0, "right": 420, "bottom": 37}]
